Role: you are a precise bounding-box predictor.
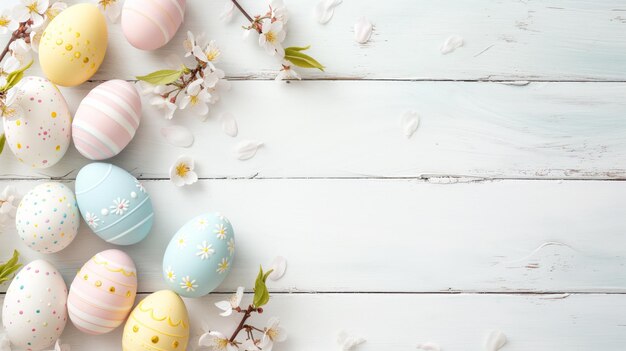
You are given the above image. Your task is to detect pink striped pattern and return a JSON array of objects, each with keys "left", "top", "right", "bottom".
[
  {"left": 72, "top": 80, "right": 142, "bottom": 160},
  {"left": 121, "top": 0, "right": 185, "bottom": 50}
]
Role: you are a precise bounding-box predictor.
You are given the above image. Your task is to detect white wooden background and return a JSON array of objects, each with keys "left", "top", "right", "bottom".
[{"left": 2, "top": 0, "right": 626, "bottom": 350}]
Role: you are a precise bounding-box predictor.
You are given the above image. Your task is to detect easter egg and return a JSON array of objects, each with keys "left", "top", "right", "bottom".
[
  {"left": 2, "top": 260, "right": 68, "bottom": 351},
  {"left": 162, "top": 213, "right": 235, "bottom": 298},
  {"left": 67, "top": 249, "right": 137, "bottom": 335},
  {"left": 2, "top": 76, "right": 71, "bottom": 168},
  {"left": 39, "top": 3, "right": 108, "bottom": 87},
  {"left": 121, "top": 0, "right": 185, "bottom": 50},
  {"left": 75, "top": 163, "right": 154, "bottom": 245},
  {"left": 15, "top": 182, "right": 80, "bottom": 253},
  {"left": 122, "top": 290, "right": 189, "bottom": 351},
  {"left": 72, "top": 80, "right": 142, "bottom": 160}
]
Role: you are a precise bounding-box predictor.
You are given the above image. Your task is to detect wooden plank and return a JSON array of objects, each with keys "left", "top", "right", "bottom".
[
  {"left": 1, "top": 293, "right": 625, "bottom": 350},
  {"left": 2, "top": 81, "right": 626, "bottom": 180},
  {"left": 1, "top": 179, "right": 625, "bottom": 293},
  {"left": 2, "top": 0, "right": 626, "bottom": 80}
]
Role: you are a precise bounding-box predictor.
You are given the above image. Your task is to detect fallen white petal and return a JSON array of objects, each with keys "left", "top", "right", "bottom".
[
  {"left": 314, "top": 0, "right": 342, "bottom": 24},
  {"left": 484, "top": 330, "right": 507, "bottom": 351},
  {"left": 219, "top": 112, "right": 238, "bottom": 137},
  {"left": 401, "top": 110, "right": 420, "bottom": 138},
  {"left": 236, "top": 140, "right": 263, "bottom": 160},
  {"left": 268, "top": 256, "right": 287, "bottom": 281},
  {"left": 416, "top": 342, "right": 441, "bottom": 351},
  {"left": 354, "top": 17, "right": 373, "bottom": 44},
  {"left": 161, "top": 126, "right": 194, "bottom": 148},
  {"left": 440, "top": 35, "right": 464, "bottom": 54},
  {"left": 337, "top": 331, "right": 366, "bottom": 351}
]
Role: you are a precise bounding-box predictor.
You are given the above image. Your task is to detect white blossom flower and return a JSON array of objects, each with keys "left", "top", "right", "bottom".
[
  {"left": 29, "top": 30, "right": 43, "bottom": 52},
  {"left": 176, "top": 234, "right": 187, "bottom": 248},
  {"left": 136, "top": 80, "right": 156, "bottom": 95},
  {"left": 179, "top": 79, "right": 211, "bottom": 116},
  {"left": 21, "top": 0, "right": 49, "bottom": 28},
  {"left": 165, "top": 266, "right": 176, "bottom": 282},
  {"left": 276, "top": 63, "right": 300, "bottom": 81},
  {"left": 258, "top": 19, "right": 286, "bottom": 57},
  {"left": 0, "top": 186, "right": 18, "bottom": 226},
  {"left": 9, "top": 38, "right": 33, "bottom": 67},
  {"left": 183, "top": 31, "right": 196, "bottom": 57},
  {"left": 198, "top": 331, "right": 238, "bottom": 351},
  {"left": 0, "top": 8, "right": 20, "bottom": 35},
  {"left": 0, "top": 87, "right": 21, "bottom": 118},
  {"left": 195, "top": 241, "right": 215, "bottom": 260},
  {"left": 216, "top": 257, "right": 229, "bottom": 274},
  {"left": 259, "top": 317, "right": 287, "bottom": 351},
  {"left": 110, "top": 198, "right": 129, "bottom": 215},
  {"left": 180, "top": 276, "right": 197, "bottom": 292},
  {"left": 219, "top": 1, "right": 235, "bottom": 22},
  {"left": 227, "top": 238, "right": 235, "bottom": 256},
  {"left": 192, "top": 40, "right": 221, "bottom": 68},
  {"left": 202, "top": 68, "right": 224, "bottom": 89},
  {"left": 150, "top": 94, "right": 178, "bottom": 120},
  {"left": 271, "top": 0, "right": 289, "bottom": 24},
  {"left": 214, "top": 223, "right": 227, "bottom": 239},
  {"left": 240, "top": 339, "right": 260, "bottom": 351},
  {"left": 45, "top": 1, "right": 66, "bottom": 22},
  {"left": 169, "top": 155, "right": 198, "bottom": 187},
  {"left": 214, "top": 286, "right": 243, "bottom": 317},
  {"left": 85, "top": 212, "right": 99, "bottom": 228},
  {"left": 96, "top": 0, "right": 121, "bottom": 23}
]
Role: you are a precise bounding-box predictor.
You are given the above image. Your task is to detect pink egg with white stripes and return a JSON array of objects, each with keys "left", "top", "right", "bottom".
[
  {"left": 121, "top": 0, "right": 185, "bottom": 51},
  {"left": 72, "top": 80, "right": 142, "bottom": 160},
  {"left": 67, "top": 249, "right": 138, "bottom": 335}
]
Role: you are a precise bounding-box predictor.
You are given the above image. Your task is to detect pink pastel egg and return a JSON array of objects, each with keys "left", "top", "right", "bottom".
[
  {"left": 72, "top": 80, "right": 142, "bottom": 160},
  {"left": 121, "top": 0, "right": 185, "bottom": 50},
  {"left": 67, "top": 249, "right": 138, "bottom": 335}
]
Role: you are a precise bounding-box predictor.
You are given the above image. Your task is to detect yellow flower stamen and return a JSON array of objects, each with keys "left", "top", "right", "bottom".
[
  {"left": 0, "top": 17, "right": 10, "bottom": 27},
  {"left": 190, "top": 95, "right": 198, "bottom": 105},
  {"left": 265, "top": 31, "right": 276, "bottom": 44},
  {"left": 176, "top": 163, "right": 190, "bottom": 177},
  {"left": 26, "top": 2, "right": 38, "bottom": 13}
]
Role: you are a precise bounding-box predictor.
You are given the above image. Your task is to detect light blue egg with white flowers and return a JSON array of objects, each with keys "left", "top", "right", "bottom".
[
  {"left": 75, "top": 163, "right": 154, "bottom": 245},
  {"left": 162, "top": 213, "right": 235, "bottom": 298}
]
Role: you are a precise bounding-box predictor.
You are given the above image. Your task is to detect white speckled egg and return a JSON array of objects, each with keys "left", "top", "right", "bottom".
[
  {"left": 2, "top": 260, "right": 68, "bottom": 351},
  {"left": 72, "top": 80, "right": 142, "bottom": 160},
  {"left": 75, "top": 163, "right": 154, "bottom": 245},
  {"left": 2, "top": 76, "right": 71, "bottom": 168},
  {"left": 15, "top": 182, "right": 80, "bottom": 253},
  {"left": 162, "top": 213, "right": 235, "bottom": 298}
]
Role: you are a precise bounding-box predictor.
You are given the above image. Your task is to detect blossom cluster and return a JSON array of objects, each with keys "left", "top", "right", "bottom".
[
  {"left": 137, "top": 32, "right": 228, "bottom": 120},
  {"left": 0, "top": 186, "right": 18, "bottom": 232}
]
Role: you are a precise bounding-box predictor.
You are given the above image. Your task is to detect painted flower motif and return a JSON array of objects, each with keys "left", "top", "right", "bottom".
[
  {"left": 21, "top": 0, "right": 49, "bottom": 28},
  {"left": 165, "top": 266, "right": 176, "bottom": 282},
  {"left": 214, "top": 223, "right": 227, "bottom": 240},
  {"left": 216, "top": 257, "right": 229, "bottom": 274},
  {"left": 135, "top": 180, "right": 146, "bottom": 193},
  {"left": 258, "top": 19, "right": 286, "bottom": 57},
  {"left": 180, "top": 276, "right": 197, "bottom": 292},
  {"left": 214, "top": 286, "right": 243, "bottom": 317},
  {"left": 198, "top": 331, "right": 238, "bottom": 351},
  {"left": 110, "top": 198, "right": 129, "bottom": 215},
  {"left": 85, "top": 212, "right": 99, "bottom": 228},
  {"left": 227, "top": 238, "right": 235, "bottom": 256},
  {"left": 196, "top": 241, "right": 215, "bottom": 260},
  {"left": 216, "top": 212, "right": 229, "bottom": 222},
  {"left": 169, "top": 155, "right": 198, "bottom": 187},
  {"left": 259, "top": 317, "right": 287, "bottom": 351},
  {"left": 196, "top": 217, "right": 209, "bottom": 230},
  {"left": 96, "top": 0, "right": 121, "bottom": 23},
  {"left": 176, "top": 234, "right": 187, "bottom": 249}
]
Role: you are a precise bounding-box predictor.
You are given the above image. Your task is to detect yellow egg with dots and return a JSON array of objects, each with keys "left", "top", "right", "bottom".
[
  {"left": 122, "top": 290, "right": 189, "bottom": 351},
  {"left": 39, "top": 4, "right": 107, "bottom": 87}
]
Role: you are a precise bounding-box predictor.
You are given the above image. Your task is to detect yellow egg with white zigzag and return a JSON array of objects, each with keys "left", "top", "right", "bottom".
[{"left": 122, "top": 290, "right": 189, "bottom": 351}]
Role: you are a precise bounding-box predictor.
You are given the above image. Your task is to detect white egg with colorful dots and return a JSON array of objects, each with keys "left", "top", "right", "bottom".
[
  {"left": 2, "top": 260, "right": 68, "bottom": 351},
  {"left": 15, "top": 182, "right": 80, "bottom": 253},
  {"left": 2, "top": 76, "right": 72, "bottom": 168},
  {"left": 162, "top": 212, "right": 235, "bottom": 298}
]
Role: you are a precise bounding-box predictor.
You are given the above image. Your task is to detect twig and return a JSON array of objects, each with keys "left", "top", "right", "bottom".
[
  {"left": 228, "top": 305, "right": 259, "bottom": 342},
  {"left": 0, "top": 21, "right": 32, "bottom": 63},
  {"left": 230, "top": 0, "right": 253, "bottom": 23}
]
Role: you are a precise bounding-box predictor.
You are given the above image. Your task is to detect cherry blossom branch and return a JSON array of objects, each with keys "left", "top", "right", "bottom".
[
  {"left": 229, "top": 305, "right": 260, "bottom": 342},
  {"left": 0, "top": 20, "right": 31, "bottom": 70},
  {"left": 230, "top": 0, "right": 253, "bottom": 23}
]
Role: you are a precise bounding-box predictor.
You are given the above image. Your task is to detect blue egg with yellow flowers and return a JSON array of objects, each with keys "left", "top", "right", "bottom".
[{"left": 75, "top": 163, "right": 154, "bottom": 245}]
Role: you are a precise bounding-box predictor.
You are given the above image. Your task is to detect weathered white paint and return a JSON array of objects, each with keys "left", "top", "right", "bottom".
[
  {"left": 2, "top": 81, "right": 626, "bottom": 179},
  {"left": 2, "top": 0, "right": 626, "bottom": 80},
  {"left": 1, "top": 179, "right": 625, "bottom": 293},
  {"left": 1, "top": 293, "right": 625, "bottom": 350}
]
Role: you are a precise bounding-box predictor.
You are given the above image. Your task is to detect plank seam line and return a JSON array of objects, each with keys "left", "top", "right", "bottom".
[
  {"left": 82, "top": 79, "right": 626, "bottom": 83},
  {"left": 3, "top": 177, "right": 626, "bottom": 182},
  {"left": 2, "top": 291, "right": 626, "bottom": 295}
]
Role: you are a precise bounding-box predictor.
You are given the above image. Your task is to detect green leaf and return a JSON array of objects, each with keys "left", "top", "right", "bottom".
[
  {"left": 2, "top": 60, "right": 33, "bottom": 92},
  {"left": 136, "top": 69, "right": 183, "bottom": 85},
  {"left": 0, "top": 133, "right": 5, "bottom": 155},
  {"left": 0, "top": 250, "right": 22, "bottom": 285},
  {"left": 253, "top": 266, "right": 270, "bottom": 308},
  {"left": 284, "top": 47, "right": 324, "bottom": 71},
  {"left": 285, "top": 45, "right": 310, "bottom": 52}
]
